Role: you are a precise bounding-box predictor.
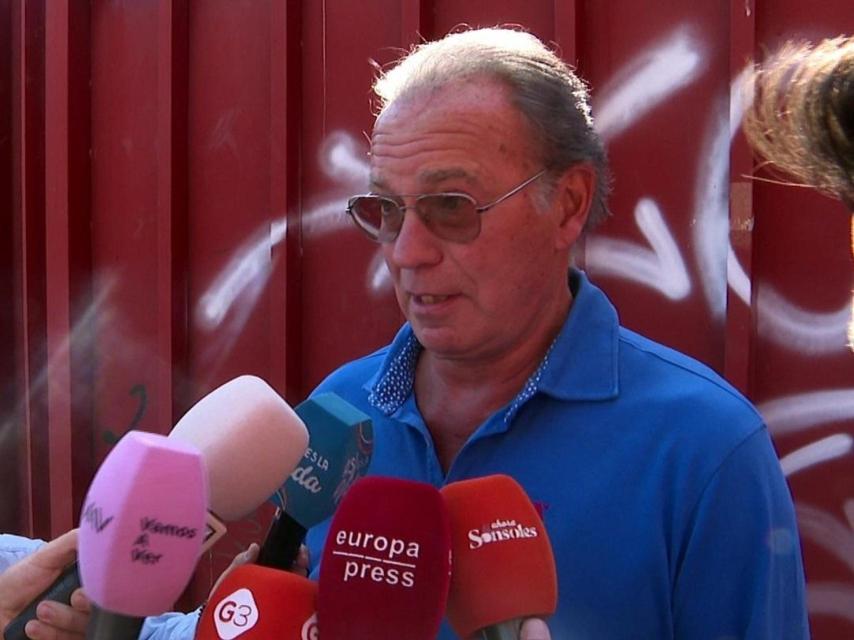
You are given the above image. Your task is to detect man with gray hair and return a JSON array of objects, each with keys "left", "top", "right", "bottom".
[{"left": 306, "top": 27, "right": 809, "bottom": 638}]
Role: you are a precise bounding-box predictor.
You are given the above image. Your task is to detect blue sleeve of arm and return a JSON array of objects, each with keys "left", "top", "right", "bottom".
[
  {"left": 0, "top": 535, "right": 46, "bottom": 575},
  {"left": 672, "top": 427, "right": 810, "bottom": 639},
  {"left": 139, "top": 609, "right": 201, "bottom": 640}
]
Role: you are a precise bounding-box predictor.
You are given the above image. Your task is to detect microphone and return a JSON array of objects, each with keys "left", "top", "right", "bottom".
[
  {"left": 195, "top": 564, "right": 317, "bottom": 639},
  {"left": 440, "top": 474, "right": 558, "bottom": 640},
  {"left": 257, "top": 392, "right": 373, "bottom": 570},
  {"left": 4, "top": 375, "right": 309, "bottom": 640},
  {"left": 169, "top": 375, "right": 310, "bottom": 526},
  {"left": 77, "top": 430, "right": 208, "bottom": 639},
  {"left": 317, "top": 476, "right": 451, "bottom": 640}
]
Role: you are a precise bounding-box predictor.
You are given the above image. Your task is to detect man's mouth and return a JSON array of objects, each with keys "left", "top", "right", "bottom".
[{"left": 414, "top": 294, "right": 451, "bottom": 305}]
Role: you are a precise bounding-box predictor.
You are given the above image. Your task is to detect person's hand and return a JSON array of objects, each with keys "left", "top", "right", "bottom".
[
  {"left": 208, "top": 541, "right": 310, "bottom": 600},
  {"left": 464, "top": 617, "right": 551, "bottom": 640},
  {"left": 520, "top": 617, "right": 551, "bottom": 640},
  {"left": 291, "top": 544, "right": 310, "bottom": 578},
  {"left": 0, "top": 529, "right": 91, "bottom": 640},
  {"left": 208, "top": 543, "right": 260, "bottom": 597}
]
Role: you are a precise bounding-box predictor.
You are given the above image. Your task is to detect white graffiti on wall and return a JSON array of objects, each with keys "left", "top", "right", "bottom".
[
  {"left": 794, "top": 502, "right": 854, "bottom": 622},
  {"left": 585, "top": 198, "right": 690, "bottom": 300},
  {"left": 780, "top": 434, "right": 853, "bottom": 476},
  {"left": 759, "top": 390, "right": 854, "bottom": 437},
  {"left": 593, "top": 27, "right": 706, "bottom": 143}
]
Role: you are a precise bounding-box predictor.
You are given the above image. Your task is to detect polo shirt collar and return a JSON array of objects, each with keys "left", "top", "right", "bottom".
[
  {"left": 537, "top": 269, "right": 620, "bottom": 401},
  {"left": 365, "top": 269, "right": 620, "bottom": 415}
]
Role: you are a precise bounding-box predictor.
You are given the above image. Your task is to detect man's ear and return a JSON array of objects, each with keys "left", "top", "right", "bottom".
[{"left": 553, "top": 164, "right": 596, "bottom": 250}]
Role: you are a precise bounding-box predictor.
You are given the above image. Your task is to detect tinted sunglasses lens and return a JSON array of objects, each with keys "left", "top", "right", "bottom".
[
  {"left": 418, "top": 194, "right": 479, "bottom": 242},
  {"left": 349, "top": 196, "right": 402, "bottom": 241}
]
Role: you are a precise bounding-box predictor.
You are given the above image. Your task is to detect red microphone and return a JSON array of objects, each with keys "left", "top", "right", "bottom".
[
  {"left": 441, "top": 475, "right": 557, "bottom": 640},
  {"left": 318, "top": 476, "right": 451, "bottom": 640},
  {"left": 195, "top": 564, "right": 317, "bottom": 639}
]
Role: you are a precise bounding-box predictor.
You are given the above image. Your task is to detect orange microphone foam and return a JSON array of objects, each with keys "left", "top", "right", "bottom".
[
  {"left": 441, "top": 474, "right": 557, "bottom": 638},
  {"left": 195, "top": 564, "right": 317, "bottom": 639}
]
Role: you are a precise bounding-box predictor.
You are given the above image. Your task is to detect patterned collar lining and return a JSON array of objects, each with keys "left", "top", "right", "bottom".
[
  {"left": 368, "top": 332, "right": 421, "bottom": 414},
  {"left": 368, "top": 329, "right": 556, "bottom": 426}
]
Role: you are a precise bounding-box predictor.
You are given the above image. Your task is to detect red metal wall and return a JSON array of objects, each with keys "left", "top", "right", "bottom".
[{"left": 3, "top": 0, "right": 852, "bottom": 635}]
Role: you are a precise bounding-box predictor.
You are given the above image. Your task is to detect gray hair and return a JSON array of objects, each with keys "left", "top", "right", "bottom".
[{"left": 373, "top": 27, "right": 612, "bottom": 230}]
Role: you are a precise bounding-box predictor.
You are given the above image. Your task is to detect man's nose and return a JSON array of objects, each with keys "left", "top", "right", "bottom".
[{"left": 387, "top": 205, "right": 443, "bottom": 268}]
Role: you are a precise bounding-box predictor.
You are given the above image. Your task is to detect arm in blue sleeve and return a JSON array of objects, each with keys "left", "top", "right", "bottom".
[
  {"left": 140, "top": 609, "right": 201, "bottom": 640},
  {"left": 0, "top": 535, "right": 46, "bottom": 575},
  {"left": 672, "top": 427, "right": 810, "bottom": 639}
]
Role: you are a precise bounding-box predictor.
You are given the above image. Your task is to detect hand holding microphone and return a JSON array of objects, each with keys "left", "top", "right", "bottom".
[
  {"left": 519, "top": 618, "right": 551, "bottom": 640},
  {"left": 0, "top": 530, "right": 90, "bottom": 640}
]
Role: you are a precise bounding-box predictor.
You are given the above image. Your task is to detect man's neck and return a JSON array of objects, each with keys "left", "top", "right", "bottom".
[{"left": 413, "top": 289, "right": 572, "bottom": 471}]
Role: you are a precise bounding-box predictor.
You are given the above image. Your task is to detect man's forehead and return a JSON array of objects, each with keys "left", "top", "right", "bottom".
[{"left": 366, "top": 78, "right": 536, "bottom": 190}]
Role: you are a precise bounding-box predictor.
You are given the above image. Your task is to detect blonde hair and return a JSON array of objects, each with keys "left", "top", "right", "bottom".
[
  {"left": 743, "top": 35, "right": 854, "bottom": 349},
  {"left": 743, "top": 36, "right": 854, "bottom": 204}
]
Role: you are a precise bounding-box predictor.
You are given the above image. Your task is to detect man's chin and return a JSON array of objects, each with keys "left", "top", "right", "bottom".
[{"left": 411, "top": 326, "right": 464, "bottom": 355}]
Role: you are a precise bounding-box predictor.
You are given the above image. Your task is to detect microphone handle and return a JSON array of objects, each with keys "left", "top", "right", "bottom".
[
  {"left": 257, "top": 509, "right": 307, "bottom": 570},
  {"left": 481, "top": 618, "right": 523, "bottom": 640},
  {"left": 3, "top": 562, "right": 81, "bottom": 640},
  {"left": 85, "top": 604, "right": 144, "bottom": 640}
]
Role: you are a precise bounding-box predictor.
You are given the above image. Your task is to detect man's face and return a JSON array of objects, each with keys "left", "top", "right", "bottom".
[{"left": 369, "top": 79, "right": 576, "bottom": 363}]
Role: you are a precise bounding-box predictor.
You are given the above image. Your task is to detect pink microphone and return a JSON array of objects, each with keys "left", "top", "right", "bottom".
[{"left": 77, "top": 430, "right": 208, "bottom": 639}]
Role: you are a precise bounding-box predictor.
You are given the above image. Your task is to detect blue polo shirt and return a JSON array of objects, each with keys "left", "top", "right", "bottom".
[{"left": 306, "top": 270, "right": 809, "bottom": 639}]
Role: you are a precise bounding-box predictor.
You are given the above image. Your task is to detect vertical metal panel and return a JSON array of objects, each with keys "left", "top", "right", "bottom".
[
  {"left": 269, "top": 0, "right": 303, "bottom": 401},
  {"left": 432, "top": 0, "right": 557, "bottom": 45},
  {"left": 89, "top": 0, "right": 162, "bottom": 472},
  {"left": 724, "top": 0, "right": 756, "bottom": 395},
  {"left": 43, "top": 0, "right": 74, "bottom": 537},
  {"left": 0, "top": 0, "right": 15, "bottom": 533},
  {"left": 156, "top": 0, "right": 190, "bottom": 441},
  {"left": 400, "top": 0, "right": 430, "bottom": 46},
  {"left": 44, "top": 0, "right": 93, "bottom": 536},
  {"left": 553, "top": 0, "right": 578, "bottom": 67},
  {"left": 10, "top": 0, "right": 49, "bottom": 538}
]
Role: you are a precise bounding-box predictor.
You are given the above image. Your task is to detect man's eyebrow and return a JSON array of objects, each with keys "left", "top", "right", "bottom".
[
  {"left": 368, "top": 168, "right": 477, "bottom": 193},
  {"left": 368, "top": 176, "right": 389, "bottom": 192}
]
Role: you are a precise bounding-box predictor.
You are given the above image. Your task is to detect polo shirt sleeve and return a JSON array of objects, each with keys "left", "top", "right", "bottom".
[
  {"left": 0, "top": 534, "right": 46, "bottom": 575},
  {"left": 671, "top": 427, "right": 810, "bottom": 639},
  {"left": 139, "top": 609, "right": 201, "bottom": 640}
]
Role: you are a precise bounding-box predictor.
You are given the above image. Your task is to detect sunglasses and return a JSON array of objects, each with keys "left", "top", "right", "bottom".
[{"left": 346, "top": 170, "right": 546, "bottom": 243}]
